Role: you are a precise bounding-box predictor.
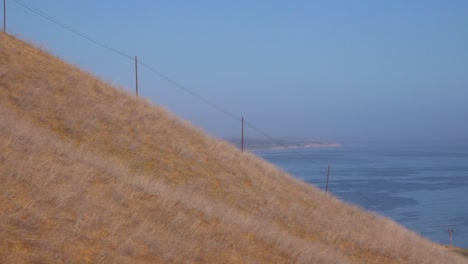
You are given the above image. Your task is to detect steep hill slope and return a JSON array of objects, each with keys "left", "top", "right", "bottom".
[{"left": 0, "top": 33, "right": 466, "bottom": 263}]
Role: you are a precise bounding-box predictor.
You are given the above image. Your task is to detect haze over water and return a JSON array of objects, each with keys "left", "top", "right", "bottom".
[{"left": 259, "top": 141, "right": 468, "bottom": 248}]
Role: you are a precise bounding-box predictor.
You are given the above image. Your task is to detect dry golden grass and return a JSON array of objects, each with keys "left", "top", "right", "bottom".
[
  {"left": 454, "top": 247, "right": 468, "bottom": 258},
  {"left": 1, "top": 32, "right": 466, "bottom": 263}
]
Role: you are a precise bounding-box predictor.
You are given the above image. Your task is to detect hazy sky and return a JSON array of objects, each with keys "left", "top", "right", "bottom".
[{"left": 5, "top": 1, "right": 468, "bottom": 143}]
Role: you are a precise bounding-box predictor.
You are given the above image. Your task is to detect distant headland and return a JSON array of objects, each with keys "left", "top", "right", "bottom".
[{"left": 224, "top": 138, "right": 341, "bottom": 151}]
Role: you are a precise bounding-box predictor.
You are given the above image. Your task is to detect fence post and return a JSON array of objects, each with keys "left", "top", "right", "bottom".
[
  {"left": 325, "top": 165, "right": 330, "bottom": 192},
  {"left": 448, "top": 229, "right": 455, "bottom": 251},
  {"left": 135, "top": 56, "right": 139, "bottom": 97},
  {"left": 3, "top": 0, "right": 6, "bottom": 33},
  {"left": 241, "top": 116, "right": 244, "bottom": 152}
]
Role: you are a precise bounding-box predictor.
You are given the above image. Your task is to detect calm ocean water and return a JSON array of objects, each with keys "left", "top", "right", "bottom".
[{"left": 258, "top": 143, "right": 468, "bottom": 248}]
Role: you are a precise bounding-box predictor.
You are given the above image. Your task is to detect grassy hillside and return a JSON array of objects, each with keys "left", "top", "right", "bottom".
[{"left": 0, "top": 32, "right": 466, "bottom": 263}]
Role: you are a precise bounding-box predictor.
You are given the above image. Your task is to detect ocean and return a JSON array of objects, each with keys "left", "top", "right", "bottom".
[{"left": 257, "top": 142, "right": 468, "bottom": 248}]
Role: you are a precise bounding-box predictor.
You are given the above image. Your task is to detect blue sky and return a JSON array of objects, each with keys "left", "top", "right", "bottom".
[{"left": 5, "top": 0, "right": 468, "bottom": 143}]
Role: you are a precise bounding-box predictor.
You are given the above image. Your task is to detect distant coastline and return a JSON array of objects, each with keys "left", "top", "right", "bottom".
[
  {"left": 264, "top": 142, "right": 341, "bottom": 151},
  {"left": 224, "top": 138, "right": 341, "bottom": 151}
]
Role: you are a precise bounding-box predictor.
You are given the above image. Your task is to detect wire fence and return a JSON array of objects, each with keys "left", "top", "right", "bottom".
[
  {"left": 3, "top": 0, "right": 467, "bottom": 248},
  {"left": 4, "top": 0, "right": 322, "bottom": 161}
]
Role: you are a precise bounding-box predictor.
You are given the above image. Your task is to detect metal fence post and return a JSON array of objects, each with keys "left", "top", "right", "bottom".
[
  {"left": 135, "top": 56, "right": 139, "bottom": 97},
  {"left": 241, "top": 117, "right": 244, "bottom": 152},
  {"left": 3, "top": 0, "right": 6, "bottom": 33}
]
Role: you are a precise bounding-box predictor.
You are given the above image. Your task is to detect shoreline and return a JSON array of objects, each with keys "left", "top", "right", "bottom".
[
  {"left": 257, "top": 142, "right": 342, "bottom": 151},
  {"left": 223, "top": 138, "right": 341, "bottom": 151}
]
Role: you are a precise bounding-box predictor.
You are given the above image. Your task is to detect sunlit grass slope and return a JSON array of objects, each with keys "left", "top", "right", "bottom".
[{"left": 0, "top": 33, "right": 466, "bottom": 263}]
